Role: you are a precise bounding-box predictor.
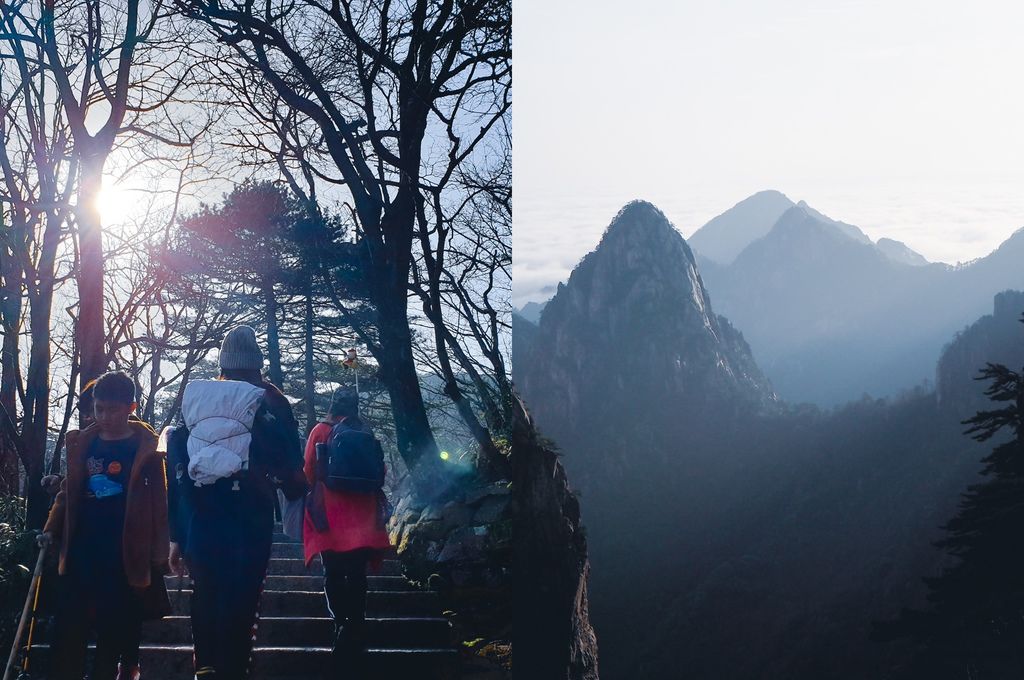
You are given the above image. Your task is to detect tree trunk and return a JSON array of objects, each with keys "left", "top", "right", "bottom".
[
  {"left": 373, "top": 271, "right": 440, "bottom": 477},
  {"left": 303, "top": 286, "right": 316, "bottom": 434},
  {"left": 362, "top": 153, "right": 441, "bottom": 482},
  {"left": 263, "top": 279, "right": 284, "bottom": 389},
  {"left": 23, "top": 289, "right": 54, "bottom": 528},
  {"left": 0, "top": 244, "right": 23, "bottom": 494},
  {"left": 23, "top": 210, "right": 62, "bottom": 528},
  {"left": 77, "top": 152, "right": 107, "bottom": 400}
]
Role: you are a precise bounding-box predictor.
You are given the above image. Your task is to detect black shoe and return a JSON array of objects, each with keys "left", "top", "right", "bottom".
[{"left": 330, "top": 622, "right": 366, "bottom": 679}]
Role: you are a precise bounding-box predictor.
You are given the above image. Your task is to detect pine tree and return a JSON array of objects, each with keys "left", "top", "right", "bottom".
[{"left": 879, "top": 315, "right": 1024, "bottom": 678}]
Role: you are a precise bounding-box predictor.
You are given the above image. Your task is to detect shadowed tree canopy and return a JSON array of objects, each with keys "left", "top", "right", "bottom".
[{"left": 874, "top": 318, "right": 1024, "bottom": 679}]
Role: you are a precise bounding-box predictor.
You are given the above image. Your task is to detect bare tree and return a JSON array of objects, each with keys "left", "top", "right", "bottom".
[
  {"left": 412, "top": 127, "right": 511, "bottom": 478},
  {"left": 179, "top": 0, "right": 511, "bottom": 485},
  {"left": 37, "top": 0, "right": 206, "bottom": 393},
  {"left": 0, "top": 0, "right": 80, "bottom": 522}
]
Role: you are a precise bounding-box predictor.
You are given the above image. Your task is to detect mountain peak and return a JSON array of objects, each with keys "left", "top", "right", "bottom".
[
  {"left": 516, "top": 300, "right": 548, "bottom": 324},
  {"left": 596, "top": 200, "right": 699, "bottom": 269},
  {"left": 789, "top": 202, "right": 873, "bottom": 245},
  {"left": 689, "top": 190, "right": 795, "bottom": 264},
  {"left": 602, "top": 200, "right": 681, "bottom": 241},
  {"left": 876, "top": 237, "right": 929, "bottom": 266},
  {"left": 519, "top": 201, "right": 777, "bottom": 442}
]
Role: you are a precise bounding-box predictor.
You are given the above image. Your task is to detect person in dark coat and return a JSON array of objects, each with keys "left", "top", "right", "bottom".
[{"left": 167, "top": 326, "right": 306, "bottom": 680}]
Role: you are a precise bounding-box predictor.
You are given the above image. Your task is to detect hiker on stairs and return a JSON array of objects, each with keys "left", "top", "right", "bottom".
[
  {"left": 167, "top": 326, "right": 307, "bottom": 680},
  {"left": 303, "top": 387, "right": 393, "bottom": 677},
  {"left": 39, "top": 371, "right": 170, "bottom": 680}
]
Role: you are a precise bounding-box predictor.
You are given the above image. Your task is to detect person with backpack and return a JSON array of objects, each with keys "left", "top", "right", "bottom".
[
  {"left": 167, "top": 325, "right": 306, "bottom": 680},
  {"left": 39, "top": 370, "right": 169, "bottom": 680},
  {"left": 303, "top": 387, "right": 392, "bottom": 673}
]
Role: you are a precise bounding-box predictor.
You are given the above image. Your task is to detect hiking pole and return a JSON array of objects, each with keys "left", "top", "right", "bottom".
[
  {"left": 19, "top": 550, "right": 45, "bottom": 680},
  {"left": 3, "top": 542, "right": 47, "bottom": 680}
]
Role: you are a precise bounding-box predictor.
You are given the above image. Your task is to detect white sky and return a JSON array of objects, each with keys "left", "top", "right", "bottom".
[{"left": 513, "top": 0, "right": 1024, "bottom": 306}]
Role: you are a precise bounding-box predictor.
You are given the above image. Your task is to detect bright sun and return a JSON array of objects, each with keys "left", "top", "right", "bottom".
[{"left": 94, "top": 181, "right": 135, "bottom": 226}]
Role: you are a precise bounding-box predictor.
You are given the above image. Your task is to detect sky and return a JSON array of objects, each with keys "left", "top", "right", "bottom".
[{"left": 513, "top": 0, "right": 1024, "bottom": 306}]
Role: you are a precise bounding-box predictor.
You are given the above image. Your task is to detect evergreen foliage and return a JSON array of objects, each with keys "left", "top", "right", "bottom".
[{"left": 877, "top": 315, "right": 1024, "bottom": 679}]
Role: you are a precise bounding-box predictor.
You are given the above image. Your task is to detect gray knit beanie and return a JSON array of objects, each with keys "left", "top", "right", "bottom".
[
  {"left": 329, "top": 386, "right": 359, "bottom": 417},
  {"left": 219, "top": 325, "right": 264, "bottom": 371}
]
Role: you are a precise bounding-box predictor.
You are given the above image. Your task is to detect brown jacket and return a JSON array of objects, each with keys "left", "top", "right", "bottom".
[{"left": 43, "top": 420, "right": 169, "bottom": 588}]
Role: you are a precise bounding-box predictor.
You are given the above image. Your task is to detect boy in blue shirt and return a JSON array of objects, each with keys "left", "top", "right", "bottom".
[{"left": 41, "top": 371, "right": 169, "bottom": 680}]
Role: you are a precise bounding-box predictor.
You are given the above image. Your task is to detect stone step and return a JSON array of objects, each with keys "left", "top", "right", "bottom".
[
  {"left": 270, "top": 540, "right": 401, "bottom": 565},
  {"left": 263, "top": 558, "right": 401, "bottom": 577},
  {"left": 272, "top": 542, "right": 305, "bottom": 558},
  {"left": 144, "top": 615, "right": 453, "bottom": 647},
  {"left": 169, "top": 590, "right": 441, "bottom": 617},
  {"left": 165, "top": 574, "right": 412, "bottom": 593},
  {"left": 29, "top": 644, "right": 459, "bottom": 679},
  {"left": 266, "top": 558, "right": 320, "bottom": 576}
]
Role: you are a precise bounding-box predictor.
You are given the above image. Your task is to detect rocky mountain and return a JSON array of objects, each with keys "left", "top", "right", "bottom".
[
  {"left": 518, "top": 201, "right": 776, "bottom": 469},
  {"left": 699, "top": 203, "right": 1024, "bottom": 404},
  {"left": 515, "top": 300, "right": 546, "bottom": 324},
  {"left": 516, "top": 200, "right": 780, "bottom": 675},
  {"left": 877, "top": 237, "right": 929, "bottom": 266},
  {"left": 937, "top": 289, "right": 1024, "bottom": 413},
  {"left": 793, "top": 199, "right": 873, "bottom": 244},
  {"left": 516, "top": 200, "right": 1021, "bottom": 679},
  {"left": 510, "top": 312, "right": 537, "bottom": 382},
  {"left": 687, "top": 189, "right": 795, "bottom": 264}
]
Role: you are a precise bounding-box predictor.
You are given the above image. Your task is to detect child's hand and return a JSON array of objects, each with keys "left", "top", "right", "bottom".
[
  {"left": 40, "top": 475, "right": 62, "bottom": 495},
  {"left": 169, "top": 542, "right": 187, "bottom": 577},
  {"left": 36, "top": 532, "right": 52, "bottom": 548}
]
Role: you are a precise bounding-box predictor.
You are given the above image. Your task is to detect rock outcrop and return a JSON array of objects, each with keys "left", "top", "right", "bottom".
[{"left": 519, "top": 200, "right": 776, "bottom": 488}]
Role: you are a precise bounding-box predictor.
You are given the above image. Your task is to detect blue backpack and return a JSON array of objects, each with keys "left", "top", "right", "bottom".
[{"left": 317, "top": 418, "right": 385, "bottom": 493}]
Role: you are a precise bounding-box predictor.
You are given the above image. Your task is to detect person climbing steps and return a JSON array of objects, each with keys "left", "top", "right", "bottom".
[{"left": 303, "top": 387, "right": 393, "bottom": 678}]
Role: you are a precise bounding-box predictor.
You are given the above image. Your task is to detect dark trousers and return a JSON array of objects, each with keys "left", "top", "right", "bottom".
[
  {"left": 50, "top": 576, "right": 143, "bottom": 680},
  {"left": 186, "top": 501, "right": 272, "bottom": 680},
  {"left": 322, "top": 549, "right": 369, "bottom": 629},
  {"left": 322, "top": 550, "right": 370, "bottom": 678}
]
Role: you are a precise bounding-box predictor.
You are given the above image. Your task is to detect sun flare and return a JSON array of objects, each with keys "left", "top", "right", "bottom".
[{"left": 94, "top": 181, "right": 135, "bottom": 226}]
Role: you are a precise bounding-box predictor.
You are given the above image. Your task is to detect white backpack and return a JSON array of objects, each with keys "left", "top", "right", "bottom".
[{"left": 181, "top": 379, "right": 266, "bottom": 486}]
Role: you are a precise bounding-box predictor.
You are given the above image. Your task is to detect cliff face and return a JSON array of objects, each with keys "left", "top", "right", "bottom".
[
  {"left": 937, "top": 290, "right": 1024, "bottom": 414},
  {"left": 512, "top": 396, "right": 599, "bottom": 680},
  {"left": 519, "top": 201, "right": 776, "bottom": 476}
]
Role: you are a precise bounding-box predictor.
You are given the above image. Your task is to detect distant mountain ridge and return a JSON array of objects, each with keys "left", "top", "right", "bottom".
[
  {"left": 699, "top": 200, "right": 1024, "bottom": 403},
  {"left": 521, "top": 193, "right": 1022, "bottom": 404},
  {"left": 688, "top": 189, "right": 795, "bottom": 264},
  {"left": 877, "top": 237, "right": 929, "bottom": 266},
  {"left": 688, "top": 191, "right": 929, "bottom": 267},
  {"left": 515, "top": 300, "right": 546, "bottom": 324}
]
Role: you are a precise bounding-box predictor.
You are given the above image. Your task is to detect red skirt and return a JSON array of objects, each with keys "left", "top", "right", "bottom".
[{"left": 302, "top": 485, "right": 393, "bottom": 566}]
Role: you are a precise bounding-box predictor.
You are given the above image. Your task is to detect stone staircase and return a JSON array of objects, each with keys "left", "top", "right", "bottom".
[{"left": 32, "top": 529, "right": 459, "bottom": 679}]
